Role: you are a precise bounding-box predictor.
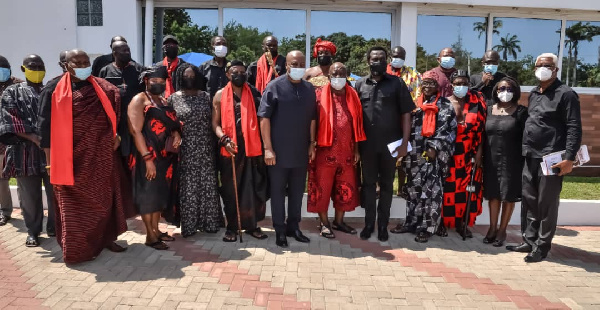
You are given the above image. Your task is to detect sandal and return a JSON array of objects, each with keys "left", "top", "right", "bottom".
[
  {"left": 390, "top": 224, "right": 414, "bottom": 234},
  {"left": 145, "top": 241, "right": 169, "bottom": 250},
  {"left": 247, "top": 227, "right": 268, "bottom": 240},
  {"left": 25, "top": 235, "right": 39, "bottom": 247},
  {"left": 331, "top": 221, "right": 357, "bottom": 235},
  {"left": 222, "top": 230, "right": 237, "bottom": 242},
  {"left": 159, "top": 232, "right": 175, "bottom": 242},
  {"left": 436, "top": 225, "right": 448, "bottom": 237},
  {"left": 319, "top": 224, "right": 335, "bottom": 239},
  {"left": 414, "top": 231, "right": 431, "bottom": 243}
]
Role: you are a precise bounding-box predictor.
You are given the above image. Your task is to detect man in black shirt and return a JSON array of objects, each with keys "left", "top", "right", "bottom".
[
  {"left": 248, "top": 36, "right": 287, "bottom": 93},
  {"left": 506, "top": 53, "right": 582, "bottom": 263},
  {"left": 355, "top": 46, "right": 415, "bottom": 242},
  {"left": 257, "top": 51, "right": 316, "bottom": 248},
  {"left": 470, "top": 50, "right": 507, "bottom": 104},
  {"left": 98, "top": 41, "right": 145, "bottom": 157},
  {"left": 92, "top": 35, "right": 127, "bottom": 77},
  {"left": 199, "top": 36, "right": 229, "bottom": 99}
]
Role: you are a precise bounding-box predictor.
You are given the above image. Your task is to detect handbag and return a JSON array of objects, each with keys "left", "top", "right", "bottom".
[{"left": 165, "top": 136, "right": 180, "bottom": 154}]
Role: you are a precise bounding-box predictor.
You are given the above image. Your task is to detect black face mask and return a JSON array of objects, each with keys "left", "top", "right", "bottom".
[
  {"left": 369, "top": 61, "right": 387, "bottom": 76},
  {"left": 182, "top": 77, "right": 195, "bottom": 90},
  {"left": 317, "top": 55, "right": 332, "bottom": 66},
  {"left": 231, "top": 74, "right": 247, "bottom": 87},
  {"left": 115, "top": 52, "right": 132, "bottom": 65},
  {"left": 148, "top": 83, "right": 166, "bottom": 95},
  {"left": 164, "top": 46, "right": 178, "bottom": 59}
]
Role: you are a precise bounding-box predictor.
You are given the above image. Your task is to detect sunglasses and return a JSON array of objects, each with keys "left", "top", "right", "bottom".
[{"left": 498, "top": 86, "right": 513, "bottom": 92}]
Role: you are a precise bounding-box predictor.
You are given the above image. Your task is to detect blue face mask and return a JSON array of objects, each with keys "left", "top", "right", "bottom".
[
  {"left": 484, "top": 64, "right": 498, "bottom": 75},
  {"left": 453, "top": 85, "right": 468, "bottom": 98},
  {"left": 0, "top": 68, "right": 10, "bottom": 82},
  {"left": 440, "top": 56, "right": 455, "bottom": 69},
  {"left": 72, "top": 66, "right": 92, "bottom": 81}
]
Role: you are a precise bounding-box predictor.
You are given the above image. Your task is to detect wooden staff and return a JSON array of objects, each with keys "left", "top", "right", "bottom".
[
  {"left": 462, "top": 157, "right": 477, "bottom": 241},
  {"left": 265, "top": 50, "right": 279, "bottom": 78},
  {"left": 231, "top": 155, "right": 243, "bottom": 243}
]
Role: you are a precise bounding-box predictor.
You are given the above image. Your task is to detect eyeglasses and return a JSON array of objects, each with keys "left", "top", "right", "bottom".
[
  {"left": 535, "top": 64, "right": 555, "bottom": 68},
  {"left": 498, "top": 86, "right": 513, "bottom": 92}
]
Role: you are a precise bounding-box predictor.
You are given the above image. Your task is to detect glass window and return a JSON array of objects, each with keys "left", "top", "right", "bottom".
[
  {"left": 416, "top": 15, "right": 486, "bottom": 75},
  {"left": 223, "top": 8, "right": 306, "bottom": 66},
  {"left": 163, "top": 9, "right": 218, "bottom": 54},
  {"left": 310, "top": 11, "right": 392, "bottom": 76},
  {"left": 77, "top": 0, "right": 103, "bottom": 26},
  {"left": 493, "top": 17, "right": 561, "bottom": 86},
  {"left": 562, "top": 21, "right": 600, "bottom": 87}
]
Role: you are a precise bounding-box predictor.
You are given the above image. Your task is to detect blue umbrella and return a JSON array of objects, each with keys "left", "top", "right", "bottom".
[{"left": 178, "top": 52, "right": 213, "bottom": 66}]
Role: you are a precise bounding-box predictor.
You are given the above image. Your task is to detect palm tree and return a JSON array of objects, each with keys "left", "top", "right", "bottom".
[
  {"left": 473, "top": 19, "right": 503, "bottom": 39},
  {"left": 493, "top": 34, "right": 522, "bottom": 61},
  {"left": 563, "top": 22, "right": 600, "bottom": 86}
]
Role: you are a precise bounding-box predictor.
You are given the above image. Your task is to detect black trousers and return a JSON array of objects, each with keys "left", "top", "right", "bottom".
[
  {"left": 16, "top": 173, "right": 55, "bottom": 236},
  {"left": 268, "top": 166, "right": 307, "bottom": 233},
  {"left": 521, "top": 157, "right": 563, "bottom": 255},
  {"left": 360, "top": 148, "right": 397, "bottom": 228}
]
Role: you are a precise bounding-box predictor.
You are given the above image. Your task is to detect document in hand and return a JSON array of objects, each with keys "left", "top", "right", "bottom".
[
  {"left": 540, "top": 145, "right": 590, "bottom": 176},
  {"left": 387, "top": 139, "right": 413, "bottom": 157}
]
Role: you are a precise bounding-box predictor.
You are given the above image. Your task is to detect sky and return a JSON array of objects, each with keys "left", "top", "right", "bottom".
[{"left": 186, "top": 9, "right": 599, "bottom": 64}]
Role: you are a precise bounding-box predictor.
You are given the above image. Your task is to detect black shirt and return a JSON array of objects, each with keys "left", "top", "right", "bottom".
[
  {"left": 92, "top": 54, "right": 113, "bottom": 77},
  {"left": 199, "top": 57, "right": 229, "bottom": 99},
  {"left": 257, "top": 76, "right": 316, "bottom": 168},
  {"left": 355, "top": 73, "right": 416, "bottom": 151},
  {"left": 248, "top": 55, "right": 287, "bottom": 88},
  {"left": 154, "top": 58, "right": 188, "bottom": 93},
  {"left": 471, "top": 71, "right": 507, "bottom": 104},
  {"left": 523, "top": 79, "right": 582, "bottom": 160}
]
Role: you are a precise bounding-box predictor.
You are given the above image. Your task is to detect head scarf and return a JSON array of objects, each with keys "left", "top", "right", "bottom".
[{"left": 313, "top": 38, "right": 337, "bottom": 57}]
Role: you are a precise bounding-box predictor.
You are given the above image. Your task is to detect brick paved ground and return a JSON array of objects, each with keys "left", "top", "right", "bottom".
[{"left": 0, "top": 210, "right": 598, "bottom": 309}]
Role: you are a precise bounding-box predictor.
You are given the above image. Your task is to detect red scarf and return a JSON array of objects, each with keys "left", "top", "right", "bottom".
[
  {"left": 317, "top": 83, "right": 366, "bottom": 147},
  {"left": 50, "top": 74, "right": 117, "bottom": 185},
  {"left": 255, "top": 54, "right": 277, "bottom": 93},
  {"left": 416, "top": 93, "right": 440, "bottom": 137},
  {"left": 386, "top": 64, "right": 402, "bottom": 77},
  {"left": 162, "top": 57, "right": 179, "bottom": 97},
  {"left": 220, "top": 82, "right": 262, "bottom": 157}
]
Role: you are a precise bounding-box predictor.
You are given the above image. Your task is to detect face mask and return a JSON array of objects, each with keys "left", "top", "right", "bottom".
[
  {"left": 498, "top": 91, "right": 514, "bottom": 103},
  {"left": 288, "top": 67, "right": 305, "bottom": 81},
  {"left": 115, "top": 52, "right": 132, "bottom": 64},
  {"left": 317, "top": 55, "right": 332, "bottom": 66},
  {"left": 231, "top": 74, "right": 247, "bottom": 87},
  {"left": 391, "top": 58, "right": 405, "bottom": 69},
  {"left": 0, "top": 68, "right": 10, "bottom": 82},
  {"left": 535, "top": 67, "right": 553, "bottom": 82},
  {"left": 214, "top": 45, "right": 228, "bottom": 58},
  {"left": 22, "top": 67, "right": 46, "bottom": 84},
  {"left": 182, "top": 77, "right": 196, "bottom": 90},
  {"left": 330, "top": 77, "right": 346, "bottom": 90},
  {"left": 484, "top": 64, "right": 498, "bottom": 75},
  {"left": 148, "top": 83, "right": 166, "bottom": 95},
  {"left": 453, "top": 85, "right": 468, "bottom": 98},
  {"left": 369, "top": 61, "right": 387, "bottom": 76},
  {"left": 71, "top": 66, "right": 92, "bottom": 81},
  {"left": 440, "top": 56, "right": 455, "bottom": 69},
  {"left": 165, "top": 46, "right": 179, "bottom": 59}
]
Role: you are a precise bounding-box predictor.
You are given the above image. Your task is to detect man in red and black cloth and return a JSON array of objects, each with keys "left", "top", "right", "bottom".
[
  {"left": 248, "top": 36, "right": 286, "bottom": 94},
  {"left": 155, "top": 35, "right": 187, "bottom": 98}
]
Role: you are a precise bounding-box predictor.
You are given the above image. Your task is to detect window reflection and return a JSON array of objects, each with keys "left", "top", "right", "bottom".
[{"left": 562, "top": 21, "right": 600, "bottom": 87}]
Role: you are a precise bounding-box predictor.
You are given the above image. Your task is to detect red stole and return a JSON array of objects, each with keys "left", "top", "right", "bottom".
[
  {"left": 255, "top": 54, "right": 278, "bottom": 93},
  {"left": 50, "top": 74, "right": 117, "bottom": 185},
  {"left": 317, "top": 84, "right": 366, "bottom": 147},
  {"left": 386, "top": 64, "right": 402, "bottom": 77},
  {"left": 162, "top": 57, "right": 179, "bottom": 97},
  {"left": 416, "top": 93, "right": 440, "bottom": 137},
  {"left": 220, "top": 82, "right": 262, "bottom": 157}
]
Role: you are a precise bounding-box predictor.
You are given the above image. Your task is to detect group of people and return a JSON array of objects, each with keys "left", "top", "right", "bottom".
[{"left": 0, "top": 32, "right": 581, "bottom": 264}]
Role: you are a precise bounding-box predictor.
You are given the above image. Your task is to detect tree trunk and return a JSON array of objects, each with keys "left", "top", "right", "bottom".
[
  {"left": 573, "top": 47, "right": 578, "bottom": 87},
  {"left": 565, "top": 47, "right": 571, "bottom": 86}
]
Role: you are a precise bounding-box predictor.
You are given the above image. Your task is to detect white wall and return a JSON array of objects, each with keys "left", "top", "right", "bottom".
[{"left": 0, "top": 0, "right": 77, "bottom": 81}]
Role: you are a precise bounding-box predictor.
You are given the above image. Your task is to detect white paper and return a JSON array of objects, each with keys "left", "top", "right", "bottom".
[
  {"left": 541, "top": 145, "right": 589, "bottom": 176},
  {"left": 576, "top": 145, "right": 590, "bottom": 166},
  {"left": 387, "top": 139, "right": 413, "bottom": 157}
]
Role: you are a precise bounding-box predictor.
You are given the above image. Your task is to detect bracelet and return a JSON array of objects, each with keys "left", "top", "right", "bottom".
[
  {"left": 219, "top": 135, "right": 231, "bottom": 147},
  {"left": 142, "top": 152, "right": 152, "bottom": 158}
]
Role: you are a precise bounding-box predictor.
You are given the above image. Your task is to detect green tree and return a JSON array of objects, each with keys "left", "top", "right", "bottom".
[
  {"left": 473, "top": 19, "right": 503, "bottom": 39},
  {"left": 416, "top": 44, "right": 438, "bottom": 73},
  {"left": 493, "top": 33, "right": 522, "bottom": 61},
  {"left": 562, "top": 22, "right": 600, "bottom": 86},
  {"left": 168, "top": 21, "right": 215, "bottom": 55},
  {"left": 224, "top": 21, "right": 272, "bottom": 62}
]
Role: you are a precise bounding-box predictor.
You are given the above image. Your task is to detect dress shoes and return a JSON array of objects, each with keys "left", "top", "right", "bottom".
[
  {"left": 275, "top": 232, "right": 288, "bottom": 248},
  {"left": 506, "top": 243, "right": 532, "bottom": 253},
  {"left": 524, "top": 250, "right": 547, "bottom": 263},
  {"left": 286, "top": 229, "right": 310, "bottom": 243},
  {"left": 360, "top": 225, "right": 374, "bottom": 240},
  {"left": 378, "top": 225, "right": 389, "bottom": 242},
  {"left": 0, "top": 215, "right": 10, "bottom": 226}
]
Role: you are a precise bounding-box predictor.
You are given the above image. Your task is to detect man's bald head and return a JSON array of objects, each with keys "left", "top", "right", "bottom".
[
  {"left": 65, "top": 50, "right": 91, "bottom": 81},
  {"left": 110, "top": 36, "right": 127, "bottom": 48},
  {"left": 22, "top": 54, "right": 43, "bottom": 66},
  {"left": 329, "top": 62, "right": 347, "bottom": 77},
  {"left": 439, "top": 47, "right": 454, "bottom": 58},
  {"left": 482, "top": 50, "right": 500, "bottom": 64},
  {"left": 262, "top": 36, "right": 279, "bottom": 55},
  {"left": 0, "top": 55, "right": 9, "bottom": 69},
  {"left": 21, "top": 55, "right": 45, "bottom": 81},
  {"left": 392, "top": 46, "right": 406, "bottom": 60},
  {"left": 286, "top": 51, "right": 305, "bottom": 64}
]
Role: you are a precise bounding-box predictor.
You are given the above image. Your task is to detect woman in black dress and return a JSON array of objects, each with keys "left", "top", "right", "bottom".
[
  {"left": 129, "top": 66, "right": 182, "bottom": 250},
  {"left": 483, "top": 77, "right": 528, "bottom": 247}
]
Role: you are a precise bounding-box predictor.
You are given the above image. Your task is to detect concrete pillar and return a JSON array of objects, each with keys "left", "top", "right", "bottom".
[
  {"left": 398, "top": 2, "right": 418, "bottom": 68},
  {"left": 155, "top": 8, "right": 165, "bottom": 63},
  {"left": 144, "top": 0, "right": 154, "bottom": 67}
]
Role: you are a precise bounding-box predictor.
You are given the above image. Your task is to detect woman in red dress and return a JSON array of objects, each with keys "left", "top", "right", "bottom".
[{"left": 439, "top": 70, "right": 486, "bottom": 238}]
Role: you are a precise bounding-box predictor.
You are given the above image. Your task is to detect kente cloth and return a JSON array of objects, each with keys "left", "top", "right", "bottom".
[{"left": 387, "top": 65, "right": 422, "bottom": 101}]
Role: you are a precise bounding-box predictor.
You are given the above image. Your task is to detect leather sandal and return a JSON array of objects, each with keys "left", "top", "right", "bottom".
[{"left": 331, "top": 221, "right": 357, "bottom": 235}]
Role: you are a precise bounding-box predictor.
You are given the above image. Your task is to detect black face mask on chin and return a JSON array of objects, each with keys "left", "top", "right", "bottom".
[
  {"left": 317, "top": 55, "right": 332, "bottom": 66},
  {"left": 164, "top": 46, "right": 179, "bottom": 59}
]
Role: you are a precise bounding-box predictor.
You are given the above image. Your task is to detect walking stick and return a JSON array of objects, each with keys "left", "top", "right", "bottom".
[
  {"left": 230, "top": 155, "right": 243, "bottom": 243},
  {"left": 462, "top": 157, "right": 477, "bottom": 241}
]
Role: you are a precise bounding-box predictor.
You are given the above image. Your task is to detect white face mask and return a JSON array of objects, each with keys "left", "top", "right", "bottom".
[
  {"left": 214, "top": 45, "right": 228, "bottom": 58},
  {"left": 391, "top": 58, "right": 405, "bottom": 69},
  {"left": 498, "top": 91, "right": 514, "bottom": 103},
  {"left": 330, "top": 77, "right": 346, "bottom": 90},
  {"left": 535, "top": 67, "right": 553, "bottom": 82},
  {"left": 288, "top": 67, "right": 305, "bottom": 81}
]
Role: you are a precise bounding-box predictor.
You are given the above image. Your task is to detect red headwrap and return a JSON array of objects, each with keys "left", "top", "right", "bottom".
[{"left": 313, "top": 38, "right": 337, "bottom": 57}]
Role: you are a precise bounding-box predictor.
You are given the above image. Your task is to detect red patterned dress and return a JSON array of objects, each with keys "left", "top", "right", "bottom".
[
  {"left": 442, "top": 90, "right": 487, "bottom": 228},
  {"left": 307, "top": 91, "right": 359, "bottom": 213}
]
